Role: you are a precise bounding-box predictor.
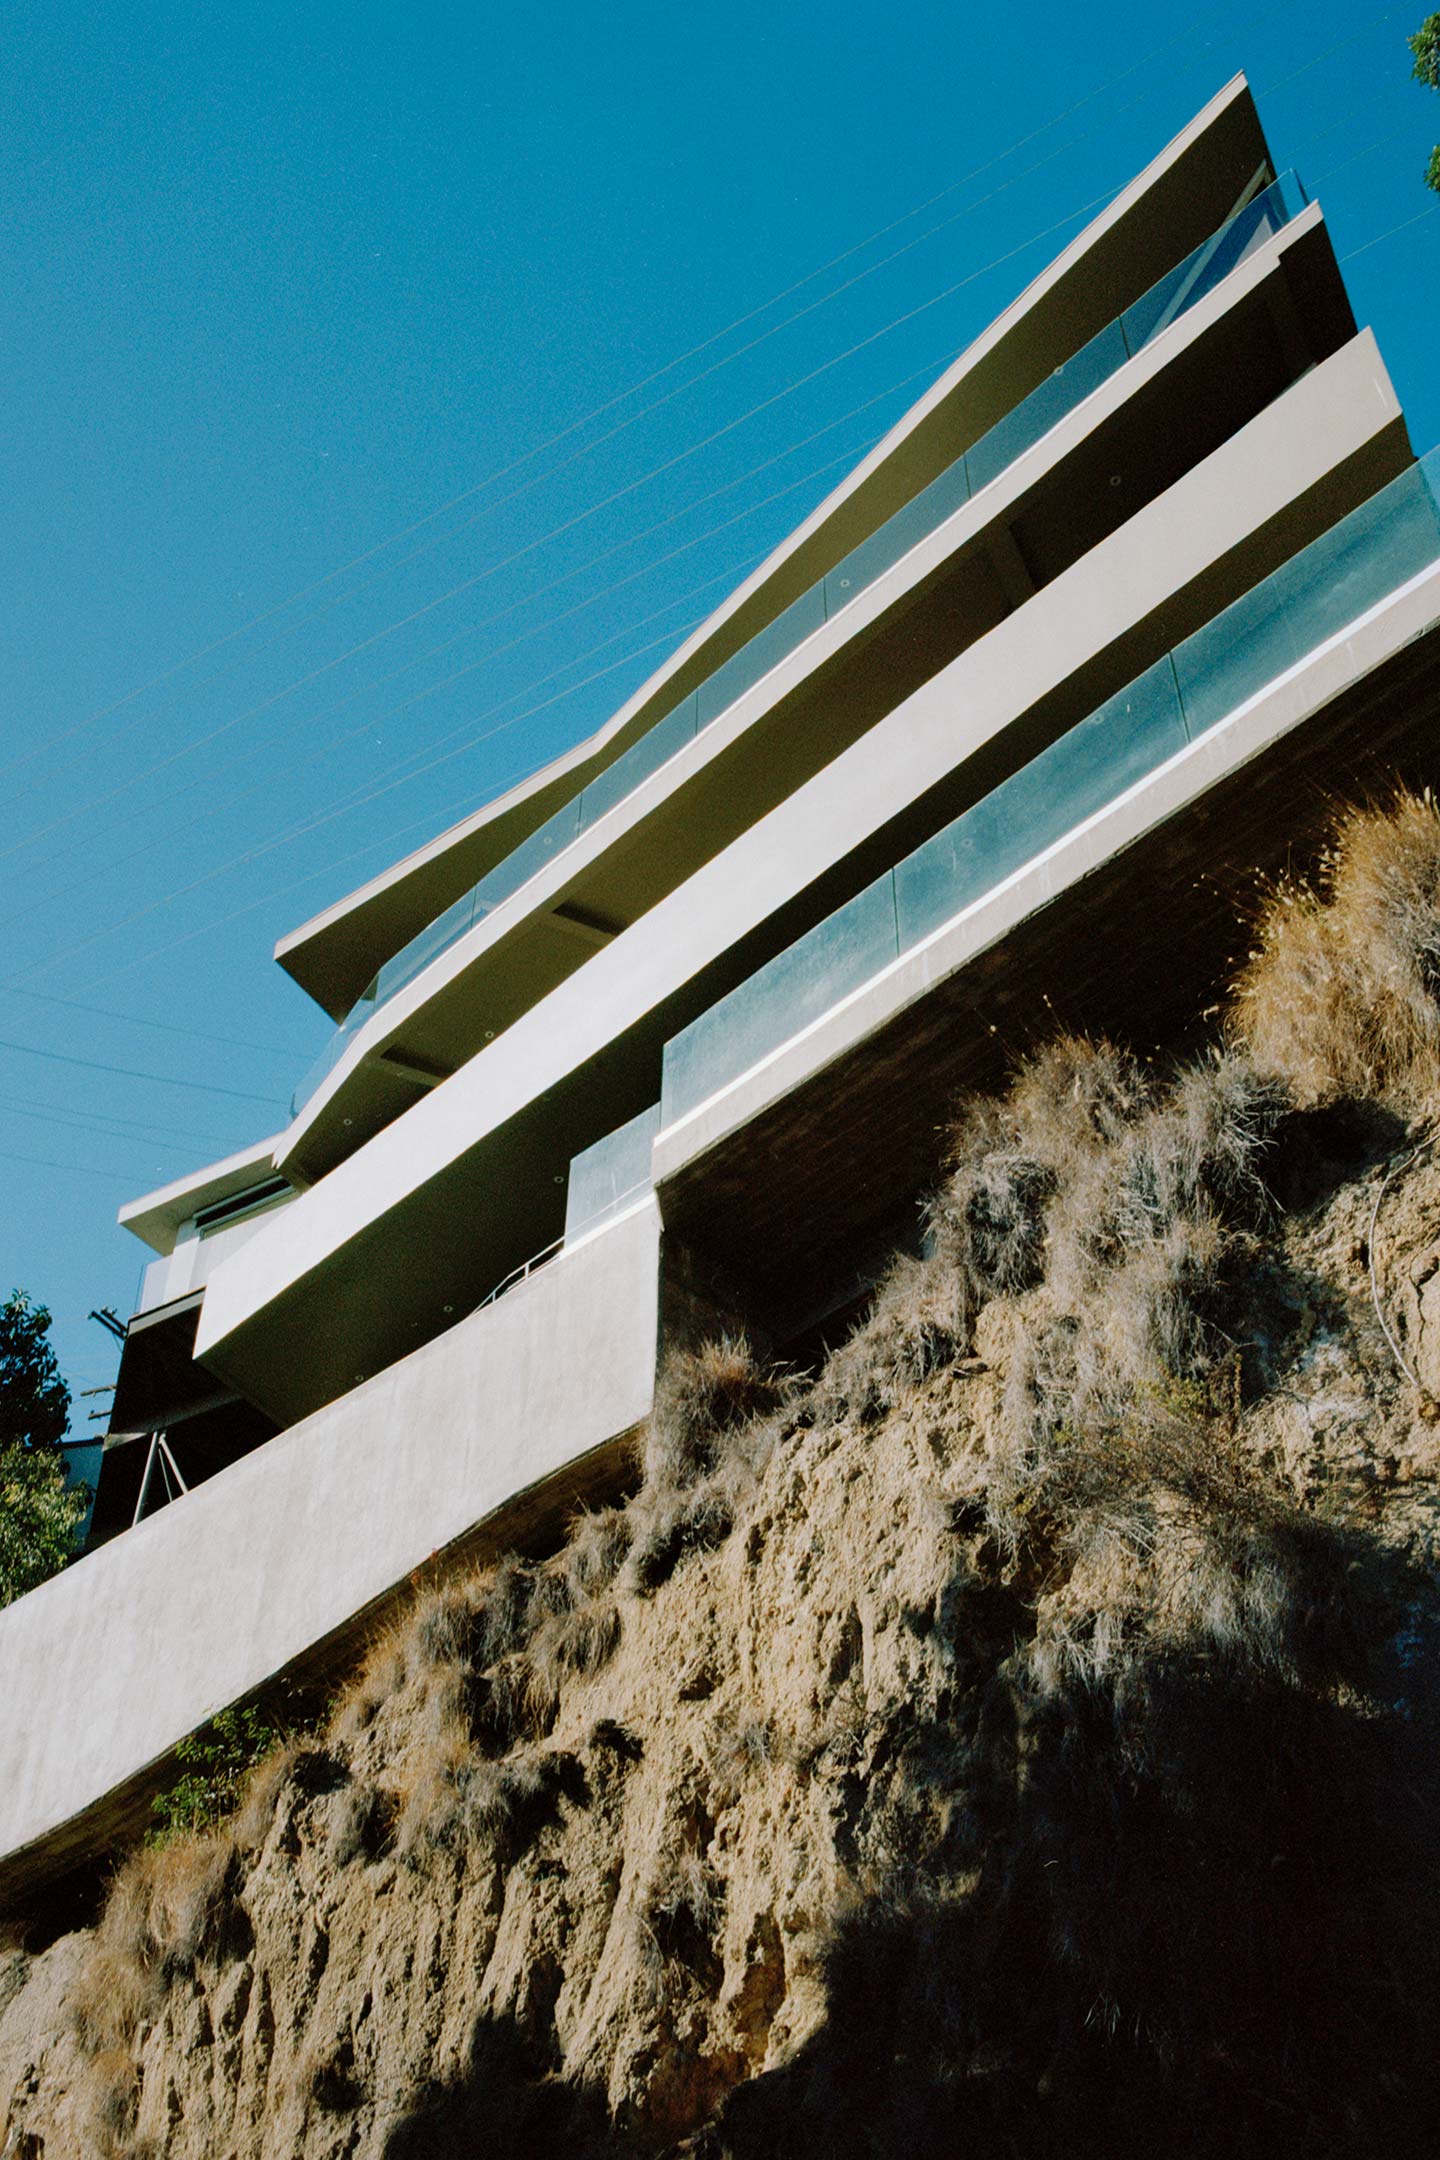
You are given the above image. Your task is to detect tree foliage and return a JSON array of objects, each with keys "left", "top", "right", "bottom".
[
  {"left": 0, "top": 1286, "right": 70, "bottom": 1451},
  {"left": 1411, "top": 13, "right": 1440, "bottom": 191},
  {"left": 0, "top": 1288, "right": 85, "bottom": 1609}
]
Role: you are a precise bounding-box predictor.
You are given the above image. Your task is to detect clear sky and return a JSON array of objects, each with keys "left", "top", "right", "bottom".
[{"left": 1, "top": 0, "right": 1437, "bottom": 1426}]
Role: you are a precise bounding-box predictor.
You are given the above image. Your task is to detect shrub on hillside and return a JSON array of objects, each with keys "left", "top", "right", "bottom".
[
  {"left": 1230, "top": 788, "right": 1440, "bottom": 1112},
  {"left": 148, "top": 1705, "right": 281, "bottom": 1845}
]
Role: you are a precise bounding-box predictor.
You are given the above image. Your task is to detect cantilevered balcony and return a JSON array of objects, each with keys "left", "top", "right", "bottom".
[
  {"left": 189, "top": 339, "right": 1411, "bottom": 1424},
  {"left": 650, "top": 448, "right": 1440, "bottom": 1324},
  {"left": 279, "top": 172, "right": 1344, "bottom": 1186},
  {"left": 293, "top": 174, "right": 1310, "bottom": 1112},
  {"left": 272, "top": 74, "right": 1285, "bottom": 1028}
]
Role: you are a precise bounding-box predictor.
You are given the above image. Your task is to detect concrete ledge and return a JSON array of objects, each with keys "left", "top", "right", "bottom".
[
  {"left": 278, "top": 201, "right": 1330, "bottom": 1175},
  {"left": 0, "top": 1201, "right": 661, "bottom": 1906},
  {"left": 275, "top": 76, "right": 1271, "bottom": 1021},
  {"left": 654, "top": 561, "right": 1440, "bottom": 1188}
]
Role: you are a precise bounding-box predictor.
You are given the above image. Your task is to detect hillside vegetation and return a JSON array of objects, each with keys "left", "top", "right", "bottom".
[{"left": 7, "top": 793, "right": 1440, "bottom": 2155}]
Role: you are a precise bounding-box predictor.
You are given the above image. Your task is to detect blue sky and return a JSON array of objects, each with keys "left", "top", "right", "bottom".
[{"left": 1, "top": 0, "right": 1437, "bottom": 1423}]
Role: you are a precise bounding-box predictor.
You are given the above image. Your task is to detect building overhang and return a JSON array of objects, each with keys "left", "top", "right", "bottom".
[
  {"left": 118, "top": 1134, "right": 288, "bottom": 1258},
  {"left": 276, "top": 196, "right": 1350, "bottom": 1185},
  {"left": 273, "top": 74, "right": 1276, "bottom": 1024},
  {"left": 109, "top": 1292, "right": 250, "bottom": 1433},
  {"left": 191, "top": 341, "right": 1406, "bottom": 1426},
  {"left": 653, "top": 559, "right": 1440, "bottom": 1322}
]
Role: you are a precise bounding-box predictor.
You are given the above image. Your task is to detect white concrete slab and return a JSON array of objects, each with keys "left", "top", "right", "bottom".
[{"left": 0, "top": 1200, "right": 660, "bottom": 1884}]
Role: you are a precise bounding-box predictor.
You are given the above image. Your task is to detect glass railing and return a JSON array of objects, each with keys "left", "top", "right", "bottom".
[
  {"left": 564, "top": 1101, "right": 661, "bottom": 1243},
  {"left": 659, "top": 445, "right": 1440, "bottom": 1131},
  {"left": 293, "top": 172, "right": 1308, "bottom": 1119}
]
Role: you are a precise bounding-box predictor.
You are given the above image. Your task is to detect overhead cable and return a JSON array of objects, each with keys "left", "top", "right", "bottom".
[
  {"left": 0, "top": 1034, "right": 287, "bottom": 1106},
  {"left": 0, "top": 985, "right": 306, "bottom": 1061},
  {"left": 0, "top": 0, "right": 1272, "bottom": 791},
  {"left": 0, "top": 181, "right": 1116, "bottom": 870},
  {"left": 0, "top": 1147, "right": 158, "bottom": 1186}
]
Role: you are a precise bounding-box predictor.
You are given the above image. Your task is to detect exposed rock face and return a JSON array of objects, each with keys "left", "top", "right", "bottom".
[
  {"left": 8, "top": 796, "right": 1440, "bottom": 2158},
  {"left": 3, "top": 1093, "right": 1440, "bottom": 2156}
]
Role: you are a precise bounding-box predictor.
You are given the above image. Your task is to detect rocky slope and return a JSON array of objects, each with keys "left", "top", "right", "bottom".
[{"left": 7, "top": 795, "right": 1440, "bottom": 2157}]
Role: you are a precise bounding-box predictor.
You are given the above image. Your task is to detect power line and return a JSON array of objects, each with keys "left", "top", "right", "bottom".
[
  {"left": 8, "top": 569, "right": 761, "bottom": 987},
  {"left": 69, "top": 150, "right": 1440, "bottom": 1013},
  {"left": 6, "top": 0, "right": 1355, "bottom": 890},
  {"left": 0, "top": 986, "right": 307, "bottom": 1061},
  {"left": 30, "top": 350, "right": 944, "bottom": 912},
  {"left": 0, "top": 1035, "right": 286, "bottom": 1105},
  {"left": 36, "top": 400, "right": 912, "bottom": 935},
  {"left": 16, "top": 6, "right": 1414, "bottom": 993},
  {"left": 1255, "top": 3, "right": 1405, "bottom": 100},
  {"left": 1340, "top": 202, "right": 1440, "bottom": 261},
  {"left": 10, "top": 418, "right": 917, "bottom": 977},
  {"left": 0, "top": 179, "right": 1116, "bottom": 872},
  {"left": 6, "top": 170, "right": 1122, "bottom": 1005},
  {"left": 0, "top": 1093, "right": 238, "bottom": 1151},
  {"left": 0, "top": 0, "right": 1273, "bottom": 792},
  {"left": 0, "top": 1147, "right": 163, "bottom": 1187},
  {"left": 0, "top": 404, "right": 894, "bottom": 921},
  {"left": 61, "top": 602, "right": 751, "bottom": 994},
  {"left": 1312, "top": 122, "right": 1424, "bottom": 185}
]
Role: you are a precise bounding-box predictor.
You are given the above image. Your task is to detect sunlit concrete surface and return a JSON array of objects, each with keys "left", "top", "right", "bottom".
[{"left": 0, "top": 1200, "right": 659, "bottom": 1900}]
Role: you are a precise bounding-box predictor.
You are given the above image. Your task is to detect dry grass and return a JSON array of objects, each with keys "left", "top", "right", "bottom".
[
  {"left": 1230, "top": 788, "right": 1440, "bottom": 1112},
  {"left": 231, "top": 1739, "right": 307, "bottom": 1854},
  {"left": 814, "top": 1251, "right": 968, "bottom": 1422},
  {"left": 971, "top": 1043, "right": 1283, "bottom": 1540},
  {"left": 562, "top": 1505, "right": 633, "bottom": 1598},
  {"left": 530, "top": 1595, "right": 622, "bottom": 1685},
  {"left": 396, "top": 1734, "right": 582, "bottom": 1869},
  {"left": 53, "top": 790, "right": 1440, "bottom": 2152},
  {"left": 644, "top": 1333, "right": 790, "bottom": 1489},
  {"left": 69, "top": 1831, "right": 237, "bottom": 2096},
  {"left": 327, "top": 1776, "right": 396, "bottom": 1868},
  {"left": 76, "top": 2043, "right": 139, "bottom": 2155},
  {"left": 635, "top": 1847, "right": 726, "bottom": 2005},
  {"left": 705, "top": 1713, "right": 789, "bottom": 1805}
]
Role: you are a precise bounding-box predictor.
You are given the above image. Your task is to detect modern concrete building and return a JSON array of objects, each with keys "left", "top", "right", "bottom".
[{"left": 5, "top": 71, "right": 1440, "bottom": 1897}]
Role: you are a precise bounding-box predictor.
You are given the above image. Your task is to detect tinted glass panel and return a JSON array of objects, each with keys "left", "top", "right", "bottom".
[
  {"left": 473, "top": 796, "right": 583, "bottom": 912},
  {"left": 661, "top": 448, "right": 1440, "bottom": 1137},
  {"left": 579, "top": 695, "right": 699, "bottom": 828},
  {"left": 1175, "top": 446, "right": 1440, "bottom": 738},
  {"left": 1123, "top": 171, "right": 1306, "bottom": 352},
  {"left": 894, "top": 658, "right": 1186, "bottom": 950},
  {"left": 967, "top": 318, "right": 1131, "bottom": 495},
  {"left": 661, "top": 876, "right": 899, "bottom": 1126},
  {"left": 824, "top": 454, "right": 971, "bottom": 614},
  {"left": 696, "top": 584, "right": 828, "bottom": 726},
  {"left": 374, "top": 888, "right": 480, "bottom": 1005},
  {"left": 564, "top": 1101, "right": 661, "bottom": 1241}
]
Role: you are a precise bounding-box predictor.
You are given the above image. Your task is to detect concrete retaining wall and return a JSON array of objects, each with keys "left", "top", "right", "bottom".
[{"left": 0, "top": 1199, "right": 660, "bottom": 1899}]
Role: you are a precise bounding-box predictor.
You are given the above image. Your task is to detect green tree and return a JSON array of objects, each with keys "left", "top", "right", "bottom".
[
  {"left": 1411, "top": 13, "right": 1440, "bottom": 192},
  {"left": 148, "top": 1706, "right": 281, "bottom": 1844},
  {"left": 0, "top": 1290, "right": 86, "bottom": 1608}
]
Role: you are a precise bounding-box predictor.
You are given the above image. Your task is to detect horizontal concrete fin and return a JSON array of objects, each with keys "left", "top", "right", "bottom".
[{"left": 0, "top": 1201, "right": 660, "bottom": 1896}]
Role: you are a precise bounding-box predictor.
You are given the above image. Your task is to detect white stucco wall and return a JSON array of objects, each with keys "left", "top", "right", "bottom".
[{"left": 0, "top": 1199, "right": 660, "bottom": 1885}]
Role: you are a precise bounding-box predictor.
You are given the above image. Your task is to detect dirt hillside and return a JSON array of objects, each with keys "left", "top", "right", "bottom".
[{"left": 6, "top": 794, "right": 1440, "bottom": 2157}]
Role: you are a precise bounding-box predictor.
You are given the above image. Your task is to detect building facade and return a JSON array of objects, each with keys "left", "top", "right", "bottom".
[{"left": 4, "top": 73, "right": 1440, "bottom": 1895}]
